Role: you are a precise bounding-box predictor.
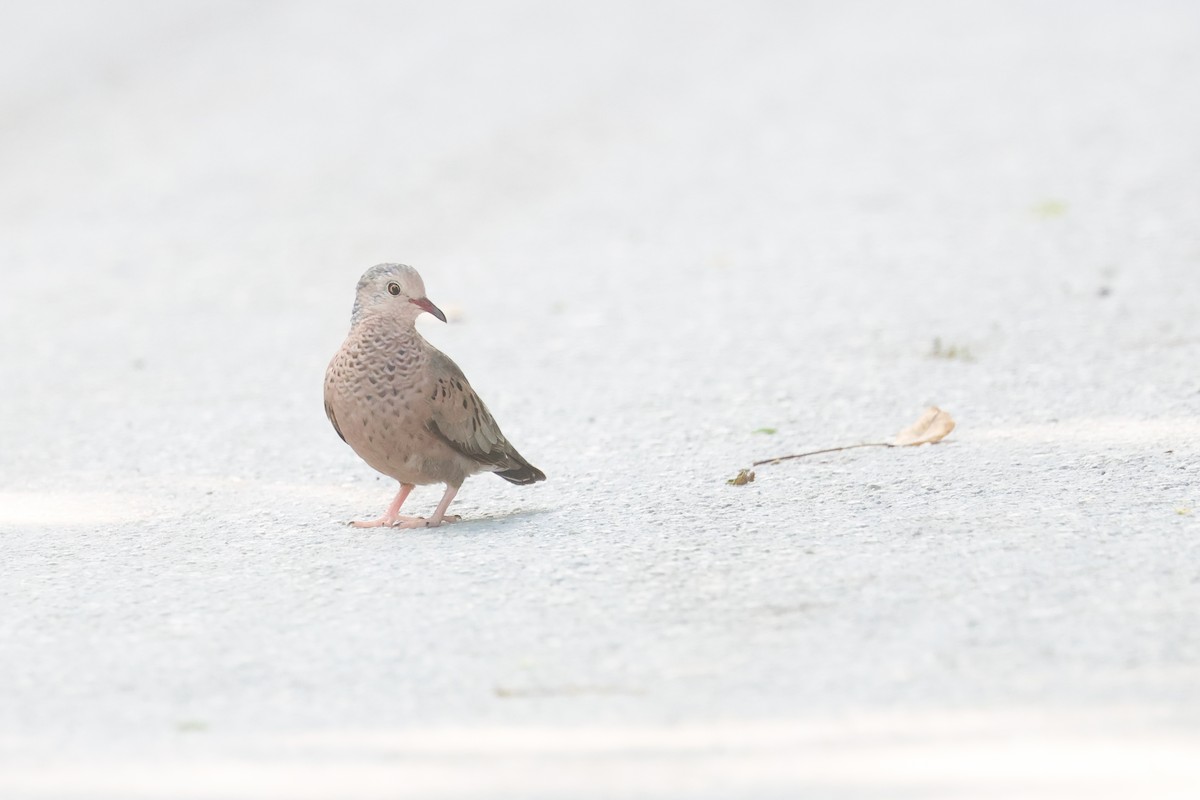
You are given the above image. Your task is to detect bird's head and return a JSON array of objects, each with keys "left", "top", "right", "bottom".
[{"left": 350, "top": 263, "right": 447, "bottom": 325}]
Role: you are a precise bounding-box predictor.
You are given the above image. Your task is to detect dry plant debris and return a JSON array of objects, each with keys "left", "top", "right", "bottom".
[
  {"left": 727, "top": 469, "right": 756, "bottom": 486},
  {"left": 929, "top": 337, "right": 976, "bottom": 362},
  {"left": 729, "top": 406, "right": 955, "bottom": 483},
  {"left": 891, "top": 406, "right": 957, "bottom": 446}
]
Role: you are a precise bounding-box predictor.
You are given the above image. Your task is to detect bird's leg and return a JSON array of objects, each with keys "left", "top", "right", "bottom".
[
  {"left": 426, "top": 484, "right": 461, "bottom": 527},
  {"left": 350, "top": 483, "right": 419, "bottom": 528},
  {"left": 394, "top": 484, "right": 462, "bottom": 529}
]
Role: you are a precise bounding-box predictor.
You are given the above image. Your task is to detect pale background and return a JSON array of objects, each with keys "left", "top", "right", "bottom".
[{"left": 1, "top": 1, "right": 1199, "bottom": 797}]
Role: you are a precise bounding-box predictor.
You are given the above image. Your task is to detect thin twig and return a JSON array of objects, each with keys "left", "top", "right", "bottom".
[{"left": 752, "top": 442, "right": 893, "bottom": 467}]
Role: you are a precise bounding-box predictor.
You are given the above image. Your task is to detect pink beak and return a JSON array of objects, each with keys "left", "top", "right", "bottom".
[{"left": 410, "top": 297, "right": 447, "bottom": 323}]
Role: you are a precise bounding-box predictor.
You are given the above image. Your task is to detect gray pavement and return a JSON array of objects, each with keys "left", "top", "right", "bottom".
[{"left": 2, "top": 1, "right": 1199, "bottom": 797}]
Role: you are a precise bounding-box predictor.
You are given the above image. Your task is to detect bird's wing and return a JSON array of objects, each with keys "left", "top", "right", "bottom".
[
  {"left": 424, "top": 350, "right": 527, "bottom": 472},
  {"left": 324, "top": 397, "right": 346, "bottom": 443}
]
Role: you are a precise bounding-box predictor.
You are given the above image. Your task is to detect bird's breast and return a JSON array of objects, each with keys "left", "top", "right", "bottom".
[{"left": 325, "top": 331, "right": 451, "bottom": 482}]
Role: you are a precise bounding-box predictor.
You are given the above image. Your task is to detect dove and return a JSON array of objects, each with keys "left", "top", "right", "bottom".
[{"left": 324, "top": 263, "right": 545, "bottom": 528}]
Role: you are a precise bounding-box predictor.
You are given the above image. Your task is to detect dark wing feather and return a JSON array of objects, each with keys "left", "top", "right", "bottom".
[{"left": 325, "top": 398, "right": 346, "bottom": 443}]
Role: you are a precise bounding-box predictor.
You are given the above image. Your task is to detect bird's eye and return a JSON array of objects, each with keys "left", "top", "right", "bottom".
[{"left": 387, "top": 282, "right": 401, "bottom": 296}]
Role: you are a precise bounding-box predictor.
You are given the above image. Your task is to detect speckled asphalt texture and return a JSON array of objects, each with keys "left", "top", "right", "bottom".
[{"left": 2, "top": 2, "right": 1199, "bottom": 797}]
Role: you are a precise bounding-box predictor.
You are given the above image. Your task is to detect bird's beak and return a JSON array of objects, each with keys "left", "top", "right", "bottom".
[{"left": 411, "top": 297, "right": 447, "bottom": 323}]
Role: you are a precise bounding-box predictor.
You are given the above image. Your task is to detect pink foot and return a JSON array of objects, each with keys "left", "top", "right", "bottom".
[
  {"left": 349, "top": 514, "right": 424, "bottom": 528},
  {"left": 349, "top": 483, "right": 417, "bottom": 528},
  {"left": 350, "top": 483, "right": 463, "bottom": 529},
  {"left": 392, "top": 514, "right": 462, "bottom": 530}
]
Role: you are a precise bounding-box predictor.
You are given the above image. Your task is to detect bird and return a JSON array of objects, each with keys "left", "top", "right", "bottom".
[{"left": 324, "top": 263, "right": 545, "bottom": 528}]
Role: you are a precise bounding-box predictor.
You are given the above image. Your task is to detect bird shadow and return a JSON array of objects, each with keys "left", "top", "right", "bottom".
[
  {"left": 441, "top": 506, "right": 553, "bottom": 531},
  {"left": 344, "top": 506, "right": 553, "bottom": 534}
]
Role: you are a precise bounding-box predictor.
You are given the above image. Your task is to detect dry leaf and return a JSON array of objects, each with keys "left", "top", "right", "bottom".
[
  {"left": 892, "top": 406, "right": 955, "bottom": 447},
  {"left": 727, "top": 469, "right": 756, "bottom": 486}
]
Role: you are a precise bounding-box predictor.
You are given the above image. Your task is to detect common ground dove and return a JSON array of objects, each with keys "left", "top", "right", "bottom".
[{"left": 324, "top": 263, "right": 545, "bottom": 528}]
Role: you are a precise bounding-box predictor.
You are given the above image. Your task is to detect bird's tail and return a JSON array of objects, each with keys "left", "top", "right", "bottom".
[{"left": 496, "top": 454, "right": 546, "bottom": 485}]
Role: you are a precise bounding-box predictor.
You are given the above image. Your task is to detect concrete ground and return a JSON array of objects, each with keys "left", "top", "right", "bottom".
[{"left": 2, "top": 1, "right": 1199, "bottom": 797}]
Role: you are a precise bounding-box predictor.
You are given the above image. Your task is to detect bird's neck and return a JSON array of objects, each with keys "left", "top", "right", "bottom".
[
  {"left": 349, "top": 312, "right": 421, "bottom": 341},
  {"left": 342, "top": 316, "right": 428, "bottom": 378},
  {"left": 350, "top": 315, "right": 428, "bottom": 353}
]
